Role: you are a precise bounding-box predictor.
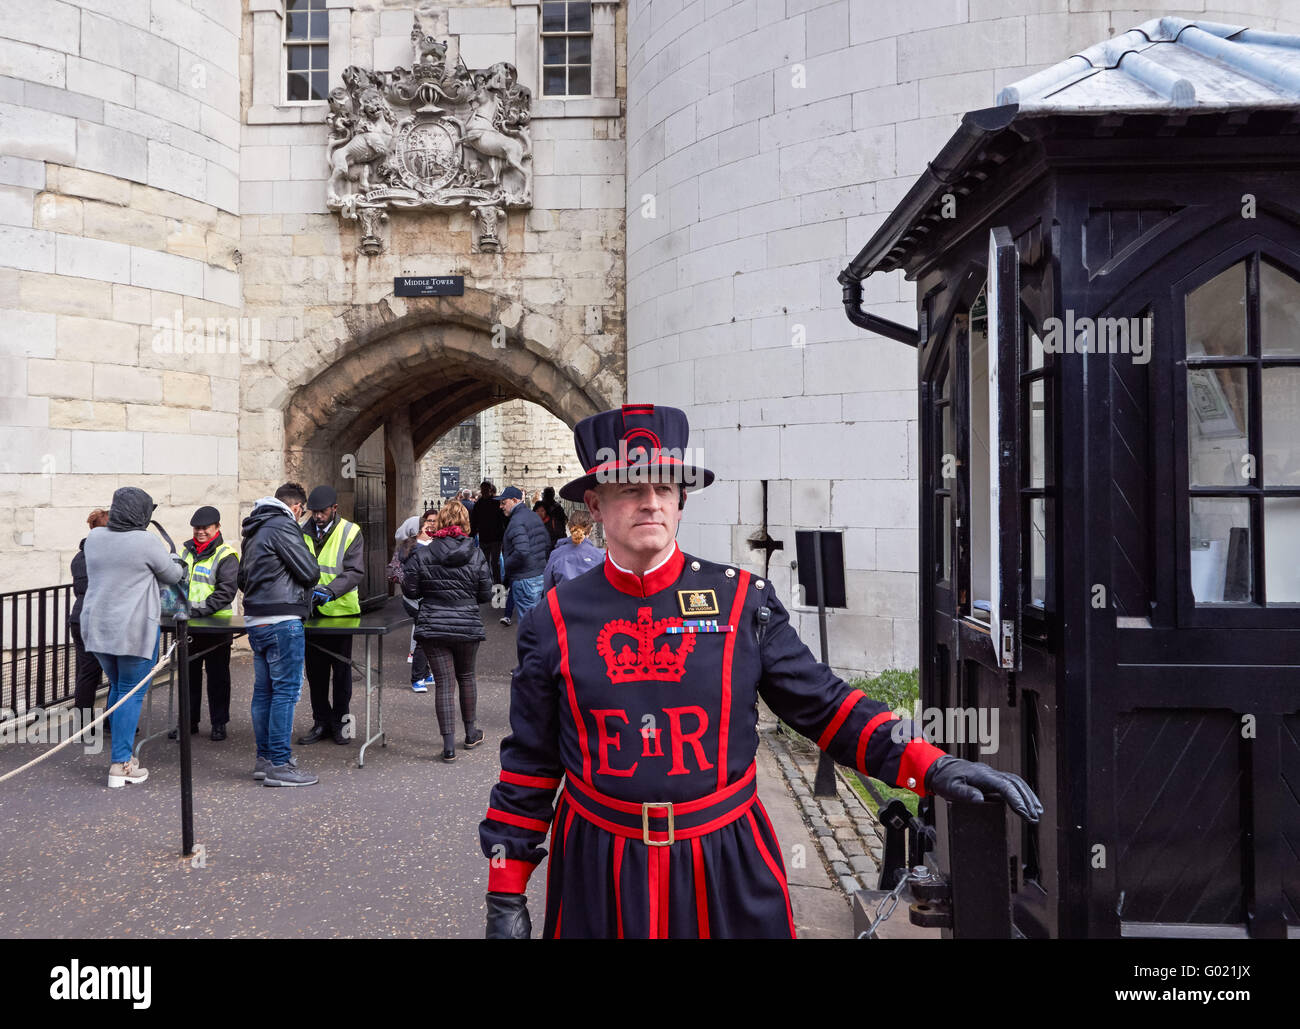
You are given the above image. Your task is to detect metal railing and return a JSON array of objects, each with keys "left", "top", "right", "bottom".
[{"left": 1, "top": 585, "right": 77, "bottom": 716}]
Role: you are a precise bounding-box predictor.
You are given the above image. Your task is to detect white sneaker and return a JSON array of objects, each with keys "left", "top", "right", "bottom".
[
  {"left": 107, "top": 757, "right": 148, "bottom": 788},
  {"left": 499, "top": 616, "right": 512, "bottom": 626}
]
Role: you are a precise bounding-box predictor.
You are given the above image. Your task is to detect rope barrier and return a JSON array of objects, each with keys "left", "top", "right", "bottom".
[{"left": 0, "top": 643, "right": 177, "bottom": 785}]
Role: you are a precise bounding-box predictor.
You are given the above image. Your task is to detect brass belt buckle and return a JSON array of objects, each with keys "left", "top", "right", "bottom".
[{"left": 641, "top": 801, "right": 675, "bottom": 846}]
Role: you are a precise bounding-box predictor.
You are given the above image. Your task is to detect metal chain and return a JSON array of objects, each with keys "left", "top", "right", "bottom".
[{"left": 856, "top": 865, "right": 927, "bottom": 940}]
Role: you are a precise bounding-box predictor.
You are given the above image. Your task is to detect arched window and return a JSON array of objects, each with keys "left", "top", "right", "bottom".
[{"left": 1185, "top": 254, "right": 1300, "bottom": 606}]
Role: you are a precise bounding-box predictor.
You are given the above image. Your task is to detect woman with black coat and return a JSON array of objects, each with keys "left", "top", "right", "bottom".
[
  {"left": 402, "top": 500, "right": 493, "bottom": 762},
  {"left": 70, "top": 508, "right": 110, "bottom": 727}
]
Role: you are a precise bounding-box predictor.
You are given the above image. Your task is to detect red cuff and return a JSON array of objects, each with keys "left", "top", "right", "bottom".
[
  {"left": 895, "top": 738, "right": 947, "bottom": 798},
  {"left": 488, "top": 858, "right": 536, "bottom": 893}
]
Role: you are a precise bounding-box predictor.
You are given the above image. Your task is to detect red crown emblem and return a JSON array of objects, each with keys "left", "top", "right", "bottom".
[{"left": 596, "top": 606, "right": 696, "bottom": 684}]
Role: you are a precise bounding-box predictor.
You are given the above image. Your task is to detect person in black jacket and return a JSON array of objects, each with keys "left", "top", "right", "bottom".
[
  {"left": 499, "top": 485, "right": 551, "bottom": 630},
  {"left": 402, "top": 500, "right": 493, "bottom": 762},
  {"left": 470, "top": 480, "right": 506, "bottom": 585},
  {"left": 237, "top": 482, "right": 321, "bottom": 787},
  {"left": 69, "top": 507, "right": 110, "bottom": 728},
  {"left": 541, "top": 486, "right": 567, "bottom": 549}
]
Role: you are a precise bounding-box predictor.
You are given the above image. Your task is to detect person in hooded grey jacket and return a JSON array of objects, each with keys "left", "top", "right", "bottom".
[
  {"left": 80, "top": 486, "right": 184, "bottom": 788},
  {"left": 402, "top": 499, "right": 493, "bottom": 762}
]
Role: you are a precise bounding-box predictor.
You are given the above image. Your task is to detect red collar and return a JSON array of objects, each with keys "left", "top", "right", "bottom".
[{"left": 602, "top": 543, "right": 685, "bottom": 597}]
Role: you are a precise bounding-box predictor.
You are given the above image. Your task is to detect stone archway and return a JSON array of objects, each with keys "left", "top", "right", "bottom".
[{"left": 239, "top": 285, "right": 621, "bottom": 529}]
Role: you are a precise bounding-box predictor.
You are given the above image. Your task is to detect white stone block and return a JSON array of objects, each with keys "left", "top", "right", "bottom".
[
  {"left": 0, "top": 427, "right": 70, "bottom": 473},
  {"left": 147, "top": 140, "right": 207, "bottom": 201},
  {"left": 239, "top": 180, "right": 275, "bottom": 215},
  {"left": 149, "top": 0, "right": 238, "bottom": 72},
  {"left": 272, "top": 179, "right": 326, "bottom": 214},
  {"left": 66, "top": 56, "right": 134, "bottom": 109},
  {"left": 580, "top": 174, "right": 625, "bottom": 209},
  {"left": 697, "top": 149, "right": 779, "bottom": 220},
  {"left": 742, "top": 393, "right": 843, "bottom": 426},
  {"left": 2, "top": 0, "right": 82, "bottom": 50},
  {"left": 533, "top": 175, "right": 582, "bottom": 209},
  {"left": 850, "top": 0, "right": 968, "bottom": 43},
  {"left": 76, "top": 121, "right": 148, "bottom": 181},
  {"left": 831, "top": 477, "right": 916, "bottom": 529},
  {"left": 876, "top": 529, "right": 919, "bottom": 573},
  {"left": 130, "top": 247, "right": 204, "bottom": 297},
  {"left": 780, "top": 125, "right": 895, "bottom": 196},
  {"left": 765, "top": 222, "right": 847, "bottom": 266},
  {"left": 775, "top": 38, "right": 896, "bottom": 111},
  {"left": 0, "top": 309, "right": 55, "bottom": 357},
  {"left": 289, "top": 144, "right": 326, "bottom": 180},
  {"left": 552, "top": 139, "right": 624, "bottom": 177},
  {"left": 70, "top": 430, "right": 142, "bottom": 474},
  {"left": 81, "top": 11, "right": 178, "bottom": 88},
  {"left": 758, "top": 95, "right": 852, "bottom": 151},
  {"left": 56, "top": 234, "right": 131, "bottom": 284},
  {"left": 0, "top": 101, "right": 75, "bottom": 163},
  {"left": 852, "top": 81, "right": 921, "bottom": 128},
  {"left": 782, "top": 421, "right": 907, "bottom": 479},
  {"left": 733, "top": 262, "right": 822, "bottom": 318},
  {"left": 458, "top": 34, "right": 516, "bottom": 69},
  {"left": 708, "top": 18, "right": 806, "bottom": 92},
  {"left": 0, "top": 155, "right": 44, "bottom": 190},
  {"left": 95, "top": 365, "right": 161, "bottom": 404},
  {"left": 897, "top": 17, "right": 1025, "bottom": 81},
  {"left": 449, "top": 7, "right": 516, "bottom": 34},
  {"left": 243, "top": 145, "right": 292, "bottom": 182},
  {"left": 808, "top": 0, "right": 850, "bottom": 57},
  {"left": 372, "top": 35, "right": 410, "bottom": 73},
  {"left": 0, "top": 396, "right": 49, "bottom": 426},
  {"left": 0, "top": 225, "right": 54, "bottom": 272},
  {"left": 791, "top": 478, "right": 831, "bottom": 525},
  {"left": 78, "top": 0, "right": 151, "bottom": 29},
  {"left": 0, "top": 183, "right": 32, "bottom": 226},
  {"left": 143, "top": 432, "right": 223, "bottom": 475},
  {"left": 842, "top": 389, "right": 917, "bottom": 422},
  {"left": 694, "top": 346, "right": 803, "bottom": 405},
  {"left": 206, "top": 163, "right": 238, "bottom": 215},
  {"left": 0, "top": 38, "right": 65, "bottom": 89},
  {"left": 204, "top": 265, "right": 240, "bottom": 308}
]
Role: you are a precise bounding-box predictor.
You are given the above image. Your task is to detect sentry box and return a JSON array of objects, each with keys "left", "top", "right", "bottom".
[{"left": 841, "top": 18, "right": 1300, "bottom": 940}]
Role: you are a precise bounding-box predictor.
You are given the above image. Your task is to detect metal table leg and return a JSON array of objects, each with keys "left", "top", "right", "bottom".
[{"left": 358, "top": 634, "right": 385, "bottom": 767}]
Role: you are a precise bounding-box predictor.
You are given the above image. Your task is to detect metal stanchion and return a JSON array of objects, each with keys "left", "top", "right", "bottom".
[{"left": 175, "top": 616, "right": 194, "bottom": 857}]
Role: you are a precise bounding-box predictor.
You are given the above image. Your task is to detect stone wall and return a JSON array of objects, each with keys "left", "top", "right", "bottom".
[
  {"left": 417, "top": 414, "right": 480, "bottom": 510},
  {"left": 479, "top": 399, "right": 584, "bottom": 499},
  {"left": 624, "top": 0, "right": 1300, "bottom": 679},
  {"left": 0, "top": 0, "right": 242, "bottom": 589}
]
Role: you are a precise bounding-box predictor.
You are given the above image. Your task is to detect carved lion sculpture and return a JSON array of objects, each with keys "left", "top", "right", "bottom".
[{"left": 327, "top": 90, "right": 395, "bottom": 204}]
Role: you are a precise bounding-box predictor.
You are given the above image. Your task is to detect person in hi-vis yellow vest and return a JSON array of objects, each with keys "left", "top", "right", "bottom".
[
  {"left": 299, "top": 485, "right": 364, "bottom": 746},
  {"left": 169, "top": 506, "right": 239, "bottom": 742}
]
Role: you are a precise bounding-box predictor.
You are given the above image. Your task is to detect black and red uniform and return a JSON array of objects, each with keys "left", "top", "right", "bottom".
[{"left": 479, "top": 540, "right": 946, "bottom": 938}]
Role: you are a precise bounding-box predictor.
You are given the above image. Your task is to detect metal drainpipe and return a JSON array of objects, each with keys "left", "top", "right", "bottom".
[{"left": 838, "top": 271, "right": 920, "bottom": 347}]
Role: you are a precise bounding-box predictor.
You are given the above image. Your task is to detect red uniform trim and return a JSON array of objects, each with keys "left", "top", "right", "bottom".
[
  {"left": 621, "top": 403, "right": 655, "bottom": 414},
  {"left": 647, "top": 841, "right": 659, "bottom": 938},
  {"left": 691, "top": 838, "right": 710, "bottom": 939},
  {"left": 717, "top": 569, "right": 751, "bottom": 789},
  {"left": 896, "top": 737, "right": 946, "bottom": 797},
  {"left": 548, "top": 794, "right": 567, "bottom": 938},
  {"left": 817, "top": 690, "right": 865, "bottom": 750},
  {"left": 658, "top": 846, "right": 671, "bottom": 939},
  {"left": 750, "top": 803, "right": 797, "bottom": 939},
  {"left": 564, "top": 761, "right": 756, "bottom": 816},
  {"left": 856, "top": 712, "right": 899, "bottom": 774},
  {"left": 613, "top": 836, "right": 625, "bottom": 939},
  {"left": 602, "top": 542, "right": 685, "bottom": 597},
  {"left": 485, "top": 806, "right": 550, "bottom": 833},
  {"left": 549, "top": 590, "right": 591, "bottom": 784},
  {"left": 487, "top": 858, "right": 534, "bottom": 893},
  {"left": 499, "top": 769, "right": 561, "bottom": 790}
]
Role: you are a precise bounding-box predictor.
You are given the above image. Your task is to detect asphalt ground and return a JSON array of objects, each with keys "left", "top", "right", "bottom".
[{"left": 0, "top": 597, "right": 849, "bottom": 938}]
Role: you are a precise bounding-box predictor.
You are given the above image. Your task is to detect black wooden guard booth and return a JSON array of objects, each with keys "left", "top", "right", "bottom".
[{"left": 841, "top": 18, "right": 1300, "bottom": 939}]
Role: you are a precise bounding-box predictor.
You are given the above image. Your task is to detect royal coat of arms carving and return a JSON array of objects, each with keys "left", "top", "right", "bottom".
[{"left": 325, "top": 15, "right": 532, "bottom": 255}]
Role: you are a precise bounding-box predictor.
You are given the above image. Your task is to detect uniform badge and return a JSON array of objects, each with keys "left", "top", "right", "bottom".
[{"left": 677, "top": 588, "right": 719, "bottom": 616}]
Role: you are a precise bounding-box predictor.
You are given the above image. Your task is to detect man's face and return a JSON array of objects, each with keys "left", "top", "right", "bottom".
[
  {"left": 586, "top": 481, "right": 682, "bottom": 559},
  {"left": 501, "top": 497, "right": 518, "bottom": 516},
  {"left": 193, "top": 523, "right": 219, "bottom": 544},
  {"left": 312, "top": 504, "right": 337, "bottom": 527}
]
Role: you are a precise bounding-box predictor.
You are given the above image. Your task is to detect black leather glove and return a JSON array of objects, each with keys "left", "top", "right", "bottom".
[
  {"left": 924, "top": 755, "right": 1044, "bottom": 823},
  {"left": 485, "top": 892, "right": 531, "bottom": 939}
]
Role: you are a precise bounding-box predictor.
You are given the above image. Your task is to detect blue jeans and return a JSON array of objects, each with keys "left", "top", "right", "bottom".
[
  {"left": 248, "top": 620, "right": 305, "bottom": 766},
  {"left": 509, "top": 575, "right": 545, "bottom": 627},
  {"left": 94, "top": 634, "right": 161, "bottom": 764}
]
